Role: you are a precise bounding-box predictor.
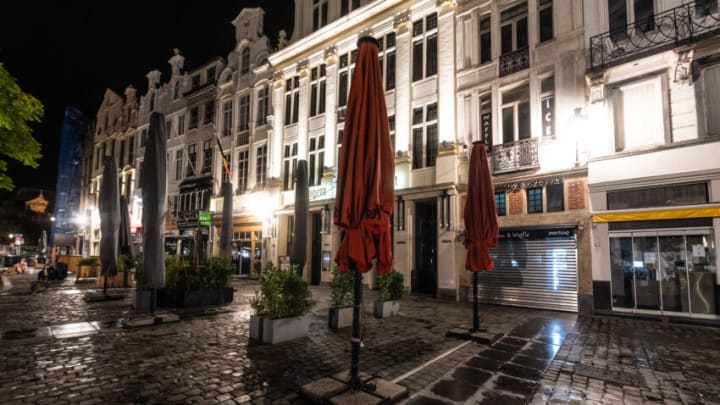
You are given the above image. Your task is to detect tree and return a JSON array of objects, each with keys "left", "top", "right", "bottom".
[{"left": 0, "top": 62, "right": 43, "bottom": 191}]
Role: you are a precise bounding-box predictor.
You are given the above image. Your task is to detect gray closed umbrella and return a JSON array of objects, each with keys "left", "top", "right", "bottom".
[
  {"left": 142, "top": 112, "right": 167, "bottom": 312},
  {"left": 39, "top": 230, "right": 47, "bottom": 258},
  {"left": 291, "top": 159, "right": 309, "bottom": 276},
  {"left": 118, "top": 195, "right": 134, "bottom": 287},
  {"left": 219, "top": 182, "right": 233, "bottom": 261},
  {"left": 99, "top": 155, "right": 120, "bottom": 294}
]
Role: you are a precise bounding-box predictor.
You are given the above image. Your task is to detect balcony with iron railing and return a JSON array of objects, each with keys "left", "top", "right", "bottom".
[
  {"left": 589, "top": 1, "right": 720, "bottom": 71},
  {"left": 499, "top": 47, "right": 530, "bottom": 77},
  {"left": 491, "top": 138, "right": 539, "bottom": 174}
]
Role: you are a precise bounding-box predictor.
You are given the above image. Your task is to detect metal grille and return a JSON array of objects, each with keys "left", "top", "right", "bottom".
[{"left": 477, "top": 238, "right": 578, "bottom": 312}]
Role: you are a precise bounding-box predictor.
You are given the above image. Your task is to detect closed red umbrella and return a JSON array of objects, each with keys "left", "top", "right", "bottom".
[
  {"left": 333, "top": 36, "right": 394, "bottom": 390},
  {"left": 464, "top": 142, "right": 498, "bottom": 331}
]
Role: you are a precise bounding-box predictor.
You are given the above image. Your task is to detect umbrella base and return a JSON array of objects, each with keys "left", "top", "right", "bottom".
[
  {"left": 447, "top": 325, "right": 504, "bottom": 345},
  {"left": 301, "top": 373, "right": 408, "bottom": 404},
  {"left": 121, "top": 311, "right": 180, "bottom": 328}
]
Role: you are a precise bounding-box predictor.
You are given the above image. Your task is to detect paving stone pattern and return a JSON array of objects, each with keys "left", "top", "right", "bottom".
[{"left": 2, "top": 269, "right": 720, "bottom": 404}]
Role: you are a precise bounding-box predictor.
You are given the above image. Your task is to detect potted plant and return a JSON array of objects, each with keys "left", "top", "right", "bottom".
[
  {"left": 77, "top": 257, "right": 98, "bottom": 278},
  {"left": 249, "top": 262, "right": 315, "bottom": 344},
  {"left": 97, "top": 254, "right": 134, "bottom": 288},
  {"left": 374, "top": 270, "right": 404, "bottom": 318},
  {"left": 131, "top": 252, "right": 151, "bottom": 310},
  {"left": 162, "top": 255, "right": 233, "bottom": 308},
  {"left": 328, "top": 266, "right": 354, "bottom": 329}
]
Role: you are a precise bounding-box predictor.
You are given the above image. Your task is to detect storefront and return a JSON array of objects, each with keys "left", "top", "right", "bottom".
[{"left": 478, "top": 226, "right": 579, "bottom": 312}]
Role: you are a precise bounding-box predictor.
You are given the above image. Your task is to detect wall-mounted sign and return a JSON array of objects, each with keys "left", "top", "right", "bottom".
[
  {"left": 198, "top": 211, "right": 212, "bottom": 227},
  {"left": 541, "top": 94, "right": 554, "bottom": 139},
  {"left": 499, "top": 227, "right": 574, "bottom": 240}
]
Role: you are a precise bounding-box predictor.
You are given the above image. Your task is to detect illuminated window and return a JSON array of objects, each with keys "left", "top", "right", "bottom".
[
  {"left": 495, "top": 192, "right": 506, "bottom": 216},
  {"left": 527, "top": 187, "right": 542, "bottom": 213}
]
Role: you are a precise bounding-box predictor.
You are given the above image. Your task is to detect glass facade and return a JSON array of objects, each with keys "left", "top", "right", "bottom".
[{"left": 610, "top": 229, "right": 718, "bottom": 317}]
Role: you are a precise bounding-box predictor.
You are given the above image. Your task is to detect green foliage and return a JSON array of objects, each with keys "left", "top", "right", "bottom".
[
  {"left": 0, "top": 63, "right": 44, "bottom": 191},
  {"left": 132, "top": 252, "right": 143, "bottom": 286},
  {"left": 378, "top": 270, "right": 404, "bottom": 302},
  {"left": 251, "top": 261, "right": 315, "bottom": 319},
  {"left": 78, "top": 257, "right": 98, "bottom": 266},
  {"left": 164, "top": 255, "right": 232, "bottom": 291},
  {"left": 329, "top": 266, "right": 354, "bottom": 308},
  {"left": 116, "top": 254, "right": 132, "bottom": 273}
]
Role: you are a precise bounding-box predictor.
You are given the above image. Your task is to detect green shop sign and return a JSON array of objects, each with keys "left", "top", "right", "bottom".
[{"left": 199, "top": 211, "right": 212, "bottom": 227}]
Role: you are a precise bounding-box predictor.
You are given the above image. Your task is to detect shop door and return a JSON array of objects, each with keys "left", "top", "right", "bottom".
[
  {"left": 610, "top": 229, "right": 717, "bottom": 318},
  {"left": 414, "top": 201, "right": 437, "bottom": 295},
  {"left": 311, "top": 212, "right": 322, "bottom": 285}
]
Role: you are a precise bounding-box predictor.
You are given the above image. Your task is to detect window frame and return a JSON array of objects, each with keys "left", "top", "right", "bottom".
[
  {"left": 237, "top": 149, "right": 249, "bottom": 194},
  {"left": 283, "top": 142, "right": 298, "bottom": 191},
  {"left": 222, "top": 100, "right": 233, "bottom": 136},
  {"left": 310, "top": 64, "right": 327, "bottom": 117},
  {"left": 284, "top": 76, "right": 300, "bottom": 126},
  {"left": 412, "top": 13, "right": 438, "bottom": 82},
  {"left": 238, "top": 94, "right": 251, "bottom": 132},
  {"left": 526, "top": 187, "right": 543, "bottom": 213},
  {"left": 308, "top": 135, "right": 325, "bottom": 186},
  {"left": 495, "top": 191, "right": 507, "bottom": 216},
  {"left": 500, "top": 2, "right": 528, "bottom": 55},
  {"left": 255, "top": 144, "right": 267, "bottom": 186},
  {"left": 202, "top": 140, "right": 213, "bottom": 174},
  {"left": 411, "top": 102, "right": 439, "bottom": 170},
  {"left": 501, "top": 84, "right": 531, "bottom": 145}
]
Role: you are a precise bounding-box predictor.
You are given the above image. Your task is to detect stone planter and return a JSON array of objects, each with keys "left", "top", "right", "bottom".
[
  {"left": 77, "top": 265, "right": 97, "bottom": 278},
  {"left": 132, "top": 290, "right": 152, "bottom": 310},
  {"left": 249, "top": 314, "right": 264, "bottom": 341},
  {"left": 157, "top": 287, "right": 234, "bottom": 308},
  {"left": 328, "top": 306, "right": 353, "bottom": 329},
  {"left": 262, "top": 315, "right": 310, "bottom": 344},
  {"left": 373, "top": 300, "right": 400, "bottom": 318}
]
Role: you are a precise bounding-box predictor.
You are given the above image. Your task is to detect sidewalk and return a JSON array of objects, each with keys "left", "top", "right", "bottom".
[{"left": 0, "top": 276, "right": 718, "bottom": 404}]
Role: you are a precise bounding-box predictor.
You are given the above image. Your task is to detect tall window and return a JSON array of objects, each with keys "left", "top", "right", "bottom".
[
  {"left": 547, "top": 181, "right": 564, "bottom": 212},
  {"left": 237, "top": 150, "right": 249, "bottom": 194},
  {"left": 337, "top": 50, "right": 357, "bottom": 119},
  {"left": 480, "top": 16, "right": 492, "bottom": 64},
  {"left": 527, "top": 187, "right": 543, "bottom": 213},
  {"left": 341, "top": 0, "right": 360, "bottom": 16},
  {"left": 187, "top": 144, "right": 197, "bottom": 176},
  {"left": 206, "top": 67, "right": 216, "bottom": 83},
  {"left": 241, "top": 48, "right": 250, "bottom": 75},
  {"left": 256, "top": 144, "right": 267, "bottom": 186},
  {"left": 256, "top": 85, "right": 269, "bottom": 125},
  {"left": 411, "top": 103, "right": 438, "bottom": 169},
  {"left": 310, "top": 64, "right": 326, "bottom": 117},
  {"left": 189, "top": 107, "right": 199, "bottom": 129},
  {"left": 128, "top": 136, "right": 135, "bottom": 163},
  {"left": 309, "top": 135, "right": 325, "bottom": 186},
  {"left": 634, "top": 0, "right": 654, "bottom": 32},
  {"left": 174, "top": 81, "right": 180, "bottom": 99},
  {"left": 700, "top": 64, "right": 720, "bottom": 137},
  {"left": 178, "top": 115, "right": 185, "bottom": 135},
  {"left": 388, "top": 115, "right": 396, "bottom": 154},
  {"left": 412, "top": 13, "right": 438, "bottom": 82},
  {"left": 500, "top": 3, "right": 528, "bottom": 55},
  {"left": 141, "top": 129, "right": 148, "bottom": 147},
  {"left": 221, "top": 153, "right": 230, "bottom": 184},
  {"left": 283, "top": 142, "right": 298, "bottom": 190},
  {"left": 166, "top": 120, "right": 172, "bottom": 138},
  {"left": 313, "top": 0, "right": 328, "bottom": 30},
  {"left": 175, "top": 150, "right": 183, "bottom": 181},
  {"left": 612, "top": 76, "right": 665, "bottom": 151},
  {"left": 541, "top": 76, "right": 555, "bottom": 139},
  {"left": 284, "top": 76, "right": 300, "bottom": 126},
  {"left": 202, "top": 140, "right": 213, "bottom": 174},
  {"left": 495, "top": 192, "right": 506, "bottom": 216},
  {"left": 379, "top": 33, "right": 396, "bottom": 91},
  {"left": 222, "top": 101, "right": 233, "bottom": 136},
  {"left": 539, "top": 0, "right": 553, "bottom": 43},
  {"left": 191, "top": 74, "right": 200, "bottom": 89},
  {"left": 238, "top": 94, "right": 250, "bottom": 132},
  {"left": 501, "top": 85, "right": 530, "bottom": 144},
  {"left": 203, "top": 101, "right": 215, "bottom": 125}
]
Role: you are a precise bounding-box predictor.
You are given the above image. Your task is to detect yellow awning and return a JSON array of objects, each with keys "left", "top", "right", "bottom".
[{"left": 593, "top": 206, "right": 720, "bottom": 223}]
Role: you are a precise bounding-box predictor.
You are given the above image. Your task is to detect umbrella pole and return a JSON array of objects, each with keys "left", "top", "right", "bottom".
[
  {"left": 472, "top": 272, "right": 479, "bottom": 332},
  {"left": 150, "top": 287, "right": 156, "bottom": 315},
  {"left": 103, "top": 275, "right": 108, "bottom": 296},
  {"left": 350, "top": 269, "right": 362, "bottom": 390}
]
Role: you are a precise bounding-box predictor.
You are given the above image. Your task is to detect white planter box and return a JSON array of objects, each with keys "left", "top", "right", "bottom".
[
  {"left": 374, "top": 300, "right": 400, "bottom": 318},
  {"left": 262, "top": 315, "right": 310, "bottom": 344},
  {"left": 249, "top": 314, "right": 264, "bottom": 341},
  {"left": 328, "top": 306, "right": 353, "bottom": 329}
]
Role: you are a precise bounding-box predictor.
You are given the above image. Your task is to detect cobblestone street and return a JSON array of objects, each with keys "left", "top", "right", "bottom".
[{"left": 1, "top": 270, "right": 720, "bottom": 404}]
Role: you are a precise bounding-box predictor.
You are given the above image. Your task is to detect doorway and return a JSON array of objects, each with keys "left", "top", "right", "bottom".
[
  {"left": 311, "top": 212, "right": 322, "bottom": 285},
  {"left": 414, "top": 200, "right": 438, "bottom": 295}
]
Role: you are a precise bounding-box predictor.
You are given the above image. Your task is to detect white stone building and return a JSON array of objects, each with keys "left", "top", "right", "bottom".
[{"left": 584, "top": 0, "right": 720, "bottom": 319}]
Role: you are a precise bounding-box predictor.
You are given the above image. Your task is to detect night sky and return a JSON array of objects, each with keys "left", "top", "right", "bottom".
[{"left": 1, "top": 1, "right": 294, "bottom": 191}]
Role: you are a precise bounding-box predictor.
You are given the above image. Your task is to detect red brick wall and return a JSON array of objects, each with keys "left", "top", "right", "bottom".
[
  {"left": 567, "top": 180, "right": 585, "bottom": 210},
  {"left": 508, "top": 191, "right": 524, "bottom": 215}
]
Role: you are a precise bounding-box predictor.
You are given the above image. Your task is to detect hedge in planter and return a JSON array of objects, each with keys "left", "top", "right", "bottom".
[
  {"left": 328, "top": 266, "right": 354, "bottom": 329},
  {"left": 250, "top": 262, "right": 315, "bottom": 344},
  {"left": 77, "top": 257, "right": 99, "bottom": 278},
  {"left": 374, "top": 270, "right": 404, "bottom": 318}
]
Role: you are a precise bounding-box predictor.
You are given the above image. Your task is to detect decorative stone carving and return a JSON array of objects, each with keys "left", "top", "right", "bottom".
[
  {"left": 673, "top": 48, "right": 694, "bottom": 85},
  {"left": 586, "top": 72, "right": 606, "bottom": 103},
  {"left": 393, "top": 11, "right": 410, "bottom": 34}
]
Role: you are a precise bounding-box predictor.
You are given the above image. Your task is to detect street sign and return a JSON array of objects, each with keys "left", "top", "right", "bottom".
[{"left": 199, "top": 211, "right": 211, "bottom": 227}]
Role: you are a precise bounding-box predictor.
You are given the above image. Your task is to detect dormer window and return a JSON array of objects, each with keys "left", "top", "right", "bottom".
[
  {"left": 241, "top": 48, "right": 250, "bottom": 75},
  {"left": 206, "top": 67, "right": 216, "bottom": 83},
  {"left": 174, "top": 81, "right": 180, "bottom": 99},
  {"left": 192, "top": 74, "right": 200, "bottom": 89}
]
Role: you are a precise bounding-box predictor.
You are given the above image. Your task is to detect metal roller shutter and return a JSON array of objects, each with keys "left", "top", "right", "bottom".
[{"left": 477, "top": 236, "right": 578, "bottom": 312}]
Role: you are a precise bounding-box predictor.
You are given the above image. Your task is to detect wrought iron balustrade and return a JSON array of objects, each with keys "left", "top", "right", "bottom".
[
  {"left": 492, "top": 138, "right": 539, "bottom": 174},
  {"left": 499, "top": 47, "right": 529, "bottom": 77},
  {"left": 590, "top": 1, "right": 720, "bottom": 71}
]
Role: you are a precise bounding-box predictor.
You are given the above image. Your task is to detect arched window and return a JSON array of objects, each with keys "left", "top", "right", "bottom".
[{"left": 241, "top": 48, "right": 250, "bottom": 75}]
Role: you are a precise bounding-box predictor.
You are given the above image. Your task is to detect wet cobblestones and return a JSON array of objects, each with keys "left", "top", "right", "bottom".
[{"left": 2, "top": 270, "right": 720, "bottom": 404}]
